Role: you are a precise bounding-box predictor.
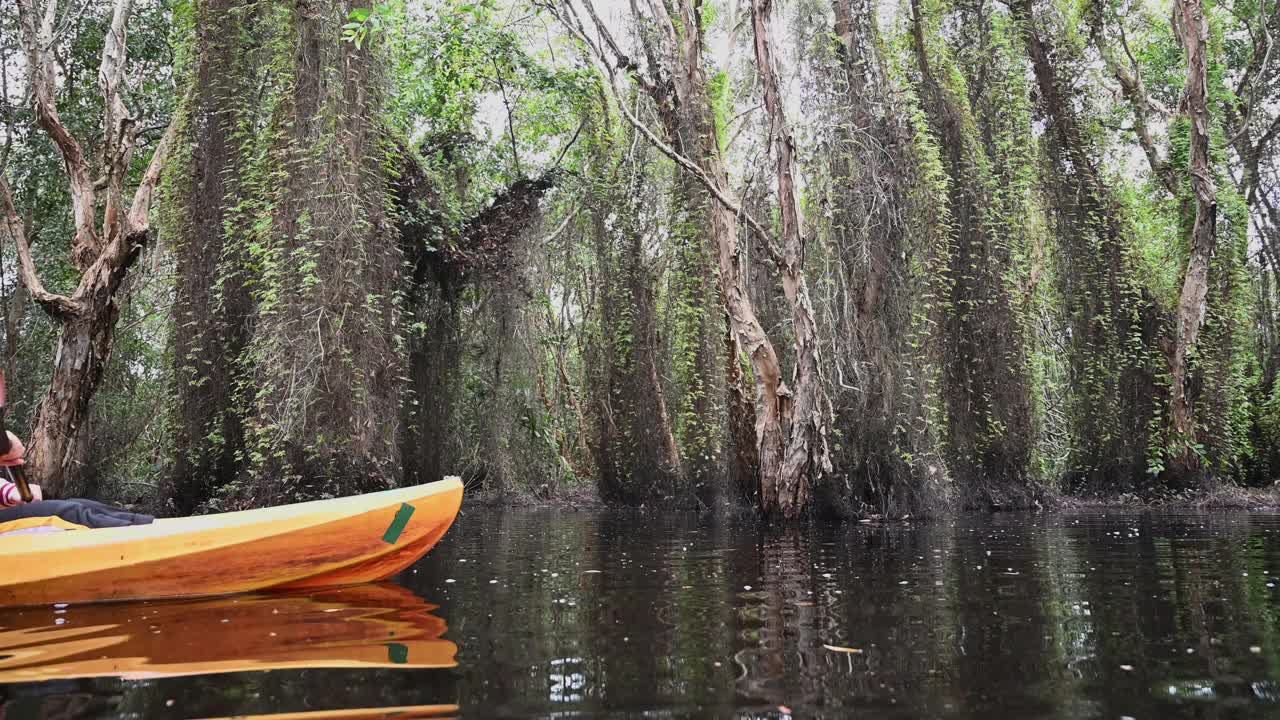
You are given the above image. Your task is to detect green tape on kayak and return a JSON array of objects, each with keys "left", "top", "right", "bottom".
[
  {"left": 383, "top": 503, "right": 416, "bottom": 544},
  {"left": 386, "top": 642, "right": 409, "bottom": 664}
]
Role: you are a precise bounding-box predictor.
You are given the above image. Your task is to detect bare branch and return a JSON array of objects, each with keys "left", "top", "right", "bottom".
[
  {"left": 125, "top": 115, "right": 178, "bottom": 236},
  {"left": 1230, "top": 0, "right": 1278, "bottom": 125},
  {"left": 628, "top": 0, "right": 671, "bottom": 95},
  {"left": 750, "top": 0, "right": 803, "bottom": 264},
  {"left": 1223, "top": 0, "right": 1274, "bottom": 147},
  {"left": 15, "top": 0, "right": 100, "bottom": 268},
  {"left": 552, "top": 119, "right": 586, "bottom": 169},
  {"left": 569, "top": 0, "right": 658, "bottom": 96},
  {"left": 1096, "top": 18, "right": 1178, "bottom": 193},
  {"left": 489, "top": 54, "right": 524, "bottom": 177},
  {"left": 98, "top": 0, "right": 139, "bottom": 243},
  {"left": 554, "top": 0, "right": 783, "bottom": 265},
  {"left": 644, "top": 0, "right": 678, "bottom": 47},
  {"left": 1258, "top": 111, "right": 1280, "bottom": 153},
  {"left": 0, "top": 172, "right": 80, "bottom": 319}
]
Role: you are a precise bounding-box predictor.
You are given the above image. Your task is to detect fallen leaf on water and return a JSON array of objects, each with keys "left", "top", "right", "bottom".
[{"left": 823, "top": 644, "right": 863, "bottom": 654}]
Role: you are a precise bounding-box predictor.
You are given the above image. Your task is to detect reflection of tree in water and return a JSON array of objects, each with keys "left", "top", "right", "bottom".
[
  {"left": 399, "top": 508, "right": 644, "bottom": 714},
  {"left": 730, "top": 527, "right": 817, "bottom": 707},
  {"left": 947, "top": 514, "right": 1081, "bottom": 715},
  {"left": 401, "top": 509, "right": 747, "bottom": 715},
  {"left": 576, "top": 512, "right": 741, "bottom": 713},
  {"left": 1066, "top": 513, "right": 1280, "bottom": 718},
  {"left": 728, "top": 521, "right": 961, "bottom": 714}
]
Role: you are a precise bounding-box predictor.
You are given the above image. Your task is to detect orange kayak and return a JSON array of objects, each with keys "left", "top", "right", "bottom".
[
  {"left": 0, "top": 584, "right": 456, "bottom": 682},
  {"left": 0, "top": 477, "right": 463, "bottom": 607}
]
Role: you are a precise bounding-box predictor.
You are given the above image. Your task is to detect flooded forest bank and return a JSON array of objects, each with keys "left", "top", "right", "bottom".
[{"left": 1, "top": 0, "right": 1279, "bottom": 520}]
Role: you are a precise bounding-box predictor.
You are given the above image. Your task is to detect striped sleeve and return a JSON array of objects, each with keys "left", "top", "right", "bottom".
[{"left": 0, "top": 479, "right": 19, "bottom": 507}]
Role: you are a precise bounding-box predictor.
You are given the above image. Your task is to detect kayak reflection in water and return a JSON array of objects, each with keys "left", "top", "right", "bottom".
[{"left": 0, "top": 430, "right": 153, "bottom": 532}]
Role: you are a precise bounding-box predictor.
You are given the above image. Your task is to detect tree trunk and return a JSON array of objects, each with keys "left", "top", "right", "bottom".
[
  {"left": 27, "top": 298, "right": 124, "bottom": 497},
  {"left": 606, "top": 0, "right": 778, "bottom": 509},
  {"left": 724, "top": 323, "right": 760, "bottom": 505},
  {"left": 589, "top": 155, "right": 685, "bottom": 503},
  {"left": 563, "top": 0, "right": 831, "bottom": 517},
  {"left": 5, "top": 0, "right": 174, "bottom": 498},
  {"left": 821, "top": 0, "right": 950, "bottom": 516},
  {"left": 1167, "top": 0, "right": 1218, "bottom": 476},
  {"left": 4, "top": 255, "right": 27, "bottom": 386},
  {"left": 749, "top": 0, "right": 833, "bottom": 518},
  {"left": 629, "top": 241, "right": 686, "bottom": 498},
  {"left": 168, "top": 0, "right": 255, "bottom": 512},
  {"left": 1013, "top": 0, "right": 1161, "bottom": 491},
  {"left": 706, "top": 187, "right": 790, "bottom": 512},
  {"left": 234, "top": 0, "right": 402, "bottom": 504},
  {"left": 647, "top": 8, "right": 744, "bottom": 506},
  {"left": 391, "top": 143, "right": 558, "bottom": 492},
  {"left": 669, "top": 169, "right": 728, "bottom": 502},
  {"left": 479, "top": 281, "right": 520, "bottom": 497},
  {"left": 909, "top": 0, "right": 1035, "bottom": 506},
  {"left": 401, "top": 284, "right": 461, "bottom": 487}
]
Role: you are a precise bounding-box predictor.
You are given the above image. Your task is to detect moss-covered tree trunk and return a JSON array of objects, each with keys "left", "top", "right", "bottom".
[
  {"left": 1015, "top": 0, "right": 1163, "bottom": 491},
  {"left": 1166, "top": 0, "right": 1218, "bottom": 478},
  {"left": 234, "top": 0, "right": 403, "bottom": 503},
  {"left": 723, "top": 325, "right": 760, "bottom": 506},
  {"left": 167, "top": 0, "right": 256, "bottom": 512},
  {"left": 390, "top": 142, "right": 559, "bottom": 494},
  {"left": 813, "top": 0, "right": 949, "bottom": 517},
  {"left": 909, "top": 0, "right": 1036, "bottom": 508},
  {"left": 401, "top": 282, "right": 460, "bottom": 487},
  {"left": 1086, "top": 0, "right": 1248, "bottom": 487},
  {"left": 639, "top": 4, "right": 756, "bottom": 508},
  {"left": 588, "top": 147, "right": 685, "bottom": 503},
  {"left": 588, "top": 0, "right": 833, "bottom": 518},
  {"left": 668, "top": 169, "right": 729, "bottom": 503}
]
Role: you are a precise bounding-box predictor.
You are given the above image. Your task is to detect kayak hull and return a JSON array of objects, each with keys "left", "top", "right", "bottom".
[{"left": 0, "top": 477, "right": 463, "bottom": 607}]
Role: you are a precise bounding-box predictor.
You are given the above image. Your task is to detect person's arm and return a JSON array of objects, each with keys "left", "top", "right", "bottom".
[
  {"left": 0, "top": 478, "right": 41, "bottom": 506},
  {"left": 1, "top": 478, "right": 20, "bottom": 507},
  {"left": 0, "top": 432, "right": 33, "bottom": 504}
]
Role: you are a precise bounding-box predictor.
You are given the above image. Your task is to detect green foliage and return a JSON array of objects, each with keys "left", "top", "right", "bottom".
[{"left": 4, "top": 0, "right": 1277, "bottom": 512}]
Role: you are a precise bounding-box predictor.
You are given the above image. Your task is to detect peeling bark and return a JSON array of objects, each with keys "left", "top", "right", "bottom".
[
  {"left": 1168, "top": 0, "right": 1218, "bottom": 474},
  {"left": 557, "top": 0, "right": 836, "bottom": 518},
  {"left": 749, "top": 0, "right": 833, "bottom": 518}
]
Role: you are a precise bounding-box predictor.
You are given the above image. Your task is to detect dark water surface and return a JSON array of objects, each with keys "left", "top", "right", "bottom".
[{"left": 5, "top": 509, "right": 1280, "bottom": 718}]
